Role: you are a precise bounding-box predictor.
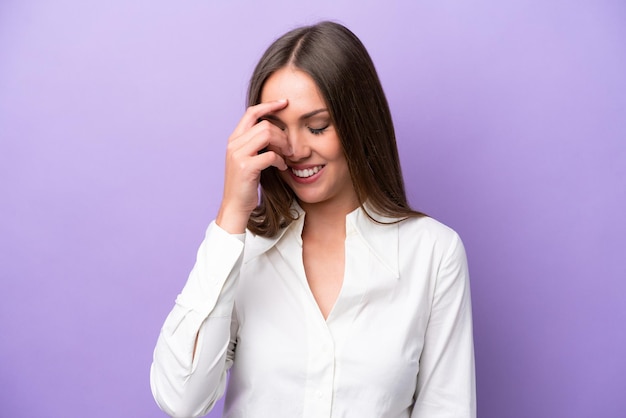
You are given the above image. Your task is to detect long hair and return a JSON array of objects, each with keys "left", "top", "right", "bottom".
[{"left": 247, "top": 21, "right": 423, "bottom": 236}]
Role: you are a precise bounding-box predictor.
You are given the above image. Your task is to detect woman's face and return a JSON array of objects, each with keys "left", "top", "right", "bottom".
[{"left": 260, "top": 67, "right": 358, "bottom": 213}]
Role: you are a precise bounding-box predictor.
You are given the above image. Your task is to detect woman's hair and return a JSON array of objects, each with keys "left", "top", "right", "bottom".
[{"left": 247, "top": 21, "right": 423, "bottom": 236}]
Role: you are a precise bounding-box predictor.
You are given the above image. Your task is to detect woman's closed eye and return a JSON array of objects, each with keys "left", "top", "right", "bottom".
[{"left": 308, "top": 124, "right": 329, "bottom": 135}]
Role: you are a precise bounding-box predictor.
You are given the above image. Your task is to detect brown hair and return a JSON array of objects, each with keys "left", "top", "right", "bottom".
[{"left": 247, "top": 21, "right": 423, "bottom": 236}]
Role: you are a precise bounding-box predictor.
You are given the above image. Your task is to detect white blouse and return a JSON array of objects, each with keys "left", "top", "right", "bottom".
[{"left": 150, "top": 206, "right": 476, "bottom": 418}]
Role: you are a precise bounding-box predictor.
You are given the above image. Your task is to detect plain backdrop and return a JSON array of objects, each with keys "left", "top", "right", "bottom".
[{"left": 1, "top": 1, "right": 625, "bottom": 417}]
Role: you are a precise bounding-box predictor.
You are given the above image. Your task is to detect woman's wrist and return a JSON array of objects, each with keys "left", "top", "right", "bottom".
[{"left": 216, "top": 205, "right": 250, "bottom": 234}]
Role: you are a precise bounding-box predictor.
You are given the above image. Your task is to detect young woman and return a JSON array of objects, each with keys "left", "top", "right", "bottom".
[{"left": 151, "top": 21, "right": 475, "bottom": 418}]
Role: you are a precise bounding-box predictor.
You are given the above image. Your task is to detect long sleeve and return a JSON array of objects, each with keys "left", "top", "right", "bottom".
[
  {"left": 412, "top": 232, "right": 476, "bottom": 418},
  {"left": 150, "top": 222, "right": 245, "bottom": 418}
]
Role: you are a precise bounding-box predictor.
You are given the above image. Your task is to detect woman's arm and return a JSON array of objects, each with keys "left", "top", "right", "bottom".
[
  {"left": 150, "top": 99, "right": 293, "bottom": 417},
  {"left": 150, "top": 222, "right": 244, "bottom": 418},
  {"left": 412, "top": 233, "right": 476, "bottom": 418}
]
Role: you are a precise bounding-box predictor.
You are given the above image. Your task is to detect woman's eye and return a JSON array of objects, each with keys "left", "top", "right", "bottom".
[{"left": 308, "top": 125, "right": 329, "bottom": 135}]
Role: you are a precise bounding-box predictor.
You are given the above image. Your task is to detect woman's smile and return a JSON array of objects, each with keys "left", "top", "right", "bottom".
[{"left": 289, "top": 164, "right": 325, "bottom": 181}]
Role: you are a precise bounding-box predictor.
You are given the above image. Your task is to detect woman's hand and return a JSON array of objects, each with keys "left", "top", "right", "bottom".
[{"left": 216, "top": 100, "right": 292, "bottom": 234}]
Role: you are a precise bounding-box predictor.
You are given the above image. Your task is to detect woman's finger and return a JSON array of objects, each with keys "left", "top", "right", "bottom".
[
  {"left": 230, "top": 99, "right": 288, "bottom": 140},
  {"left": 232, "top": 120, "right": 292, "bottom": 159},
  {"left": 254, "top": 150, "right": 288, "bottom": 172}
]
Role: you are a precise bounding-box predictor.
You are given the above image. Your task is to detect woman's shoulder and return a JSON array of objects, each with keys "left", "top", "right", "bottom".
[
  {"left": 361, "top": 203, "right": 459, "bottom": 240},
  {"left": 351, "top": 205, "right": 461, "bottom": 244},
  {"left": 398, "top": 215, "right": 463, "bottom": 250},
  {"left": 400, "top": 214, "right": 457, "bottom": 233}
]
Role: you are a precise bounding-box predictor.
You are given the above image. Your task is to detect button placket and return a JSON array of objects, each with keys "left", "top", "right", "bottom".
[{"left": 302, "top": 315, "right": 335, "bottom": 417}]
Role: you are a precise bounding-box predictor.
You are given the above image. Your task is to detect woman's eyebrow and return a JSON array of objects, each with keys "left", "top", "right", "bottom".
[
  {"left": 300, "top": 108, "right": 328, "bottom": 120},
  {"left": 262, "top": 108, "right": 328, "bottom": 124}
]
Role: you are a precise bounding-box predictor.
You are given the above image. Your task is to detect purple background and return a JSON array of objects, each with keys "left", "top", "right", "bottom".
[{"left": 1, "top": 1, "right": 624, "bottom": 417}]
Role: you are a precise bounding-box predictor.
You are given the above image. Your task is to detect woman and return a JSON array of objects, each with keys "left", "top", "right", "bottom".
[{"left": 151, "top": 21, "right": 475, "bottom": 418}]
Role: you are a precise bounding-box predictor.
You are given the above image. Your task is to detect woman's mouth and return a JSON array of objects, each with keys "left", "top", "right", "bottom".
[{"left": 291, "top": 165, "right": 324, "bottom": 178}]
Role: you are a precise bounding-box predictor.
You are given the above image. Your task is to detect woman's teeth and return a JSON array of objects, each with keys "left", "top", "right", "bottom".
[{"left": 292, "top": 166, "right": 322, "bottom": 178}]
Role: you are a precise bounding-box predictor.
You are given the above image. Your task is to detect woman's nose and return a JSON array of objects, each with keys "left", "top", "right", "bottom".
[{"left": 286, "top": 129, "right": 311, "bottom": 161}]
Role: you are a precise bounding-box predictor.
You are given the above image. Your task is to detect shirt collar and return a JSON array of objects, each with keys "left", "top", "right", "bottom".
[
  {"left": 243, "top": 204, "right": 304, "bottom": 264},
  {"left": 346, "top": 203, "right": 400, "bottom": 278},
  {"left": 244, "top": 202, "right": 400, "bottom": 278}
]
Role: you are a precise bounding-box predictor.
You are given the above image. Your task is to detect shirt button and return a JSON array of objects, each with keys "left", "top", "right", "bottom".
[{"left": 316, "top": 390, "right": 323, "bottom": 399}]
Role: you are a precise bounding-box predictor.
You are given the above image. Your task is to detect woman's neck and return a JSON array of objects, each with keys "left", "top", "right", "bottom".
[{"left": 299, "top": 198, "right": 359, "bottom": 241}]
